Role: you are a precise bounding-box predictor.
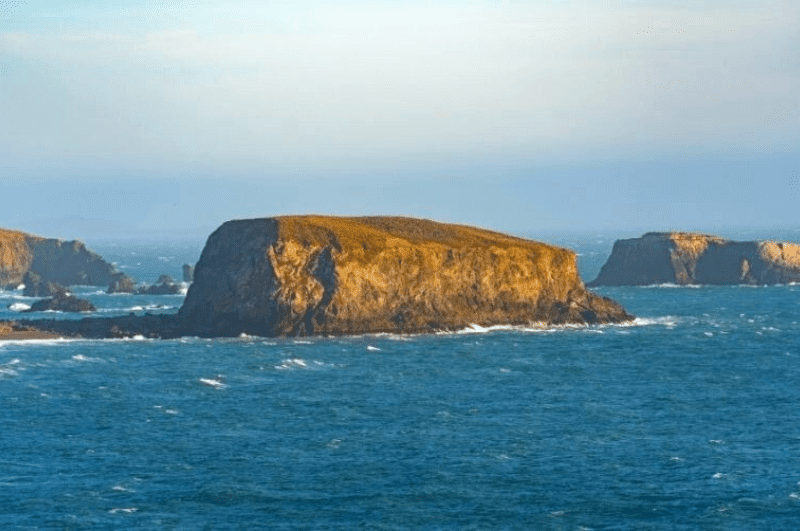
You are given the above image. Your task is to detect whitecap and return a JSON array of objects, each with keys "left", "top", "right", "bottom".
[
  {"left": 638, "top": 283, "right": 702, "bottom": 289},
  {"left": 72, "top": 354, "right": 104, "bottom": 363},
  {"left": 632, "top": 316, "right": 679, "bottom": 327},
  {"left": 275, "top": 358, "right": 309, "bottom": 370},
  {"left": 366, "top": 346, "right": 381, "bottom": 351},
  {"left": 0, "top": 338, "right": 75, "bottom": 347},
  {"left": 712, "top": 472, "right": 725, "bottom": 479},
  {"left": 200, "top": 378, "right": 226, "bottom": 388},
  {"left": 8, "top": 302, "right": 30, "bottom": 312},
  {"left": 109, "top": 508, "right": 137, "bottom": 514},
  {"left": 704, "top": 332, "right": 713, "bottom": 337}
]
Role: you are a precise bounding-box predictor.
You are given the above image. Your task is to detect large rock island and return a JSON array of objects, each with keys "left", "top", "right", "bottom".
[
  {"left": 589, "top": 232, "right": 800, "bottom": 286},
  {"left": 0, "top": 227, "right": 131, "bottom": 288},
  {"left": 178, "top": 216, "right": 632, "bottom": 336}
]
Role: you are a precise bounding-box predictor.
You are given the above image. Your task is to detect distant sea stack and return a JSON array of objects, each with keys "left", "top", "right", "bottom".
[
  {"left": 0, "top": 227, "right": 131, "bottom": 288},
  {"left": 179, "top": 216, "right": 633, "bottom": 337},
  {"left": 588, "top": 232, "right": 800, "bottom": 286}
]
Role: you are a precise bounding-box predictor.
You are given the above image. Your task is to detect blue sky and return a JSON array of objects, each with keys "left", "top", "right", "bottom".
[{"left": 1, "top": 0, "right": 798, "bottom": 239}]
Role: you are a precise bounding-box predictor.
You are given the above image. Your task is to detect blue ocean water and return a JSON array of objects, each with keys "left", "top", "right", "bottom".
[{"left": 2, "top": 234, "right": 800, "bottom": 529}]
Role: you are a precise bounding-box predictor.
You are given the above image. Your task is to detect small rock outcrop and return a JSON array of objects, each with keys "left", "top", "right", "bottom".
[
  {"left": 179, "top": 216, "right": 633, "bottom": 337},
  {"left": 182, "top": 264, "right": 194, "bottom": 283},
  {"left": 21, "top": 271, "right": 68, "bottom": 298},
  {"left": 137, "top": 275, "right": 181, "bottom": 295},
  {"left": 0, "top": 227, "right": 127, "bottom": 287},
  {"left": 589, "top": 232, "right": 800, "bottom": 286},
  {"left": 23, "top": 292, "right": 96, "bottom": 313},
  {"left": 107, "top": 273, "right": 137, "bottom": 294}
]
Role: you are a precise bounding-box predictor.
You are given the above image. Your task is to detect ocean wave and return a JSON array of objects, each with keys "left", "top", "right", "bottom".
[
  {"left": 71, "top": 354, "right": 105, "bottom": 363},
  {"left": 97, "top": 305, "right": 174, "bottom": 313},
  {"left": 199, "top": 377, "right": 226, "bottom": 388},
  {"left": 0, "top": 338, "right": 79, "bottom": 347},
  {"left": 8, "top": 302, "right": 31, "bottom": 312},
  {"left": 631, "top": 316, "right": 680, "bottom": 327},
  {"left": 636, "top": 283, "right": 703, "bottom": 289},
  {"left": 275, "top": 358, "right": 309, "bottom": 370}
]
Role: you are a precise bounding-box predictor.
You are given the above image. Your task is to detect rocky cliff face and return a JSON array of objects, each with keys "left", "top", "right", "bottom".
[
  {"left": 0, "top": 228, "right": 129, "bottom": 288},
  {"left": 179, "top": 216, "right": 633, "bottom": 337},
  {"left": 589, "top": 232, "right": 800, "bottom": 286}
]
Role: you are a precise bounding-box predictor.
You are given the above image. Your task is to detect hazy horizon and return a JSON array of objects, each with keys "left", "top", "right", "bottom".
[{"left": 1, "top": 1, "right": 798, "bottom": 240}]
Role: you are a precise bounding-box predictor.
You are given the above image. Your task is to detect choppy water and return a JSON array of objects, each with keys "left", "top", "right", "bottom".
[{"left": 2, "top": 234, "right": 800, "bottom": 529}]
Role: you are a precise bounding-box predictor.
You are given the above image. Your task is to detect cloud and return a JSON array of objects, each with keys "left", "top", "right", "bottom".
[{"left": 0, "top": 1, "right": 797, "bottom": 173}]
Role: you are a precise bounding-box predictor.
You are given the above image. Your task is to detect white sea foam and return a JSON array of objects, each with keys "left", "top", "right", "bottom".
[
  {"left": 200, "top": 378, "right": 226, "bottom": 388},
  {"left": 109, "top": 508, "right": 137, "bottom": 514},
  {"left": 0, "top": 367, "right": 19, "bottom": 377},
  {"left": 275, "top": 358, "right": 311, "bottom": 370},
  {"left": 8, "top": 302, "right": 30, "bottom": 312},
  {"left": 0, "top": 338, "right": 76, "bottom": 347},
  {"left": 366, "top": 345, "right": 381, "bottom": 351},
  {"left": 632, "top": 316, "right": 679, "bottom": 327},
  {"left": 637, "top": 283, "right": 702, "bottom": 289},
  {"left": 72, "top": 354, "right": 104, "bottom": 363}
]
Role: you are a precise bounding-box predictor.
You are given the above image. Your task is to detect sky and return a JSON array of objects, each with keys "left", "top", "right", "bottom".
[{"left": 0, "top": 0, "right": 798, "bottom": 240}]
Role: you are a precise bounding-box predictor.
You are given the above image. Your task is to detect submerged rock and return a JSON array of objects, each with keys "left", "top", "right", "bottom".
[
  {"left": 179, "top": 216, "right": 633, "bottom": 337},
  {"left": 24, "top": 292, "right": 96, "bottom": 313},
  {"left": 589, "top": 232, "right": 800, "bottom": 286}
]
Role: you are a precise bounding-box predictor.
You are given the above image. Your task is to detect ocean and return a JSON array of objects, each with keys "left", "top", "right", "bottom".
[{"left": 2, "top": 231, "right": 800, "bottom": 529}]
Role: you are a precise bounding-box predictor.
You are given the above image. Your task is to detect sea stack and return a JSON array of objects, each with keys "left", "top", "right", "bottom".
[
  {"left": 179, "top": 216, "right": 633, "bottom": 337},
  {"left": 588, "top": 232, "right": 800, "bottom": 286},
  {"left": 0, "top": 227, "right": 133, "bottom": 288}
]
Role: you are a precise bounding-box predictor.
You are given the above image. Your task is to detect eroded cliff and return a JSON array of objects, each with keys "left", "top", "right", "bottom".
[
  {"left": 0, "top": 227, "right": 129, "bottom": 287},
  {"left": 179, "top": 216, "right": 633, "bottom": 336},
  {"left": 589, "top": 232, "right": 800, "bottom": 286}
]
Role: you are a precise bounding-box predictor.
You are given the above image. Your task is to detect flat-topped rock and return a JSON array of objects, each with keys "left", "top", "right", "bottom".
[
  {"left": 589, "top": 232, "right": 800, "bottom": 286},
  {"left": 179, "top": 216, "right": 633, "bottom": 337}
]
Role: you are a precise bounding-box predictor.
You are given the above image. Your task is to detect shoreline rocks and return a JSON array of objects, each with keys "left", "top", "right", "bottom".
[
  {"left": 23, "top": 292, "right": 97, "bottom": 313},
  {"left": 589, "top": 232, "right": 800, "bottom": 286}
]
